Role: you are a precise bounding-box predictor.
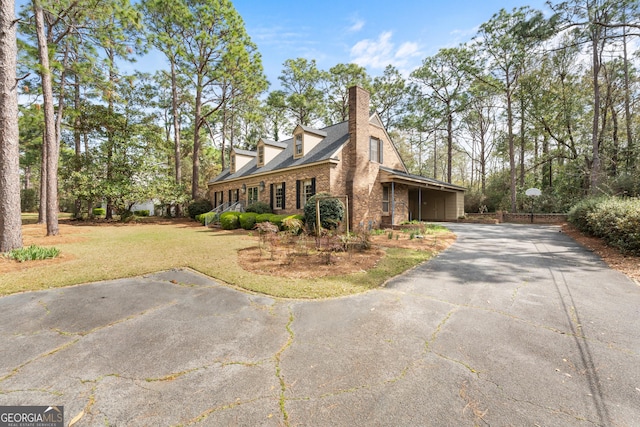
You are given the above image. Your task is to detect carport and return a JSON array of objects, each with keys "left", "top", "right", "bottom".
[{"left": 379, "top": 167, "right": 466, "bottom": 222}]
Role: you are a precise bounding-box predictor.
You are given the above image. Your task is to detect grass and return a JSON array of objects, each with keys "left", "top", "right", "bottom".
[{"left": 1, "top": 218, "right": 446, "bottom": 299}]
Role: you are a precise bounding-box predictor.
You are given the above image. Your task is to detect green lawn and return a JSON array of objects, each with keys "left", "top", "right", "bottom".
[{"left": 1, "top": 218, "right": 442, "bottom": 299}]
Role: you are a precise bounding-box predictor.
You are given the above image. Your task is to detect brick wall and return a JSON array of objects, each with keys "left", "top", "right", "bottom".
[{"left": 207, "top": 164, "right": 330, "bottom": 216}]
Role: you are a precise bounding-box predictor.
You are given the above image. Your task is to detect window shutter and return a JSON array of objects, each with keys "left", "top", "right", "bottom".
[
  {"left": 296, "top": 180, "right": 301, "bottom": 209},
  {"left": 270, "top": 183, "right": 274, "bottom": 210},
  {"left": 311, "top": 177, "right": 316, "bottom": 196},
  {"left": 214, "top": 192, "right": 218, "bottom": 207},
  {"left": 282, "top": 182, "right": 286, "bottom": 209},
  {"left": 379, "top": 139, "right": 384, "bottom": 163},
  {"left": 236, "top": 189, "right": 239, "bottom": 202},
  {"left": 220, "top": 191, "right": 223, "bottom": 204},
  {"left": 228, "top": 189, "right": 231, "bottom": 203}
]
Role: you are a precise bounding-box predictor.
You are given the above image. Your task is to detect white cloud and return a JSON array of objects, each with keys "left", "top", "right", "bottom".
[
  {"left": 348, "top": 18, "right": 365, "bottom": 33},
  {"left": 350, "top": 31, "right": 422, "bottom": 71}
]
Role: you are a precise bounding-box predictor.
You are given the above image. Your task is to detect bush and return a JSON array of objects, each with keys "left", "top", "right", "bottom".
[
  {"left": 195, "top": 212, "right": 218, "bottom": 225},
  {"left": 268, "top": 214, "right": 288, "bottom": 229},
  {"left": 6, "top": 245, "right": 60, "bottom": 262},
  {"left": 239, "top": 212, "right": 258, "bottom": 230},
  {"left": 219, "top": 211, "right": 241, "bottom": 230},
  {"left": 187, "top": 199, "right": 213, "bottom": 219},
  {"left": 304, "top": 192, "right": 345, "bottom": 232},
  {"left": 255, "top": 213, "right": 272, "bottom": 223},
  {"left": 567, "top": 197, "right": 605, "bottom": 235},
  {"left": 21, "top": 189, "right": 38, "bottom": 212},
  {"left": 568, "top": 196, "right": 640, "bottom": 255},
  {"left": 134, "top": 210, "right": 149, "bottom": 217},
  {"left": 245, "top": 201, "right": 272, "bottom": 214},
  {"left": 282, "top": 215, "right": 304, "bottom": 234},
  {"left": 92, "top": 207, "right": 106, "bottom": 217}
]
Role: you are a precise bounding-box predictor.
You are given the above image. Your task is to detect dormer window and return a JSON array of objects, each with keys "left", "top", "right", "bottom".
[
  {"left": 257, "top": 145, "right": 264, "bottom": 166},
  {"left": 230, "top": 153, "right": 236, "bottom": 173},
  {"left": 294, "top": 134, "right": 303, "bottom": 158}
]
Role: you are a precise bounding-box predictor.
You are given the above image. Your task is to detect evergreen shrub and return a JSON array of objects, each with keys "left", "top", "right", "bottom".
[
  {"left": 219, "top": 211, "right": 241, "bottom": 230},
  {"left": 239, "top": 212, "right": 258, "bottom": 230},
  {"left": 304, "top": 192, "right": 344, "bottom": 232},
  {"left": 187, "top": 199, "right": 212, "bottom": 219}
]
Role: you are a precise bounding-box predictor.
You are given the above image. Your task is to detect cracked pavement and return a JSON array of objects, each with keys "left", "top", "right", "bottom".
[{"left": 1, "top": 223, "right": 639, "bottom": 426}]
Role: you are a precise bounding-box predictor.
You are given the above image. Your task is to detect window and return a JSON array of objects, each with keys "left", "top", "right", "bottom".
[
  {"left": 230, "top": 153, "right": 236, "bottom": 173},
  {"left": 296, "top": 178, "right": 316, "bottom": 209},
  {"left": 215, "top": 191, "right": 224, "bottom": 208},
  {"left": 257, "top": 146, "right": 264, "bottom": 165},
  {"left": 295, "top": 134, "right": 303, "bottom": 157},
  {"left": 274, "top": 183, "right": 285, "bottom": 209},
  {"left": 229, "top": 189, "right": 239, "bottom": 204},
  {"left": 382, "top": 185, "right": 390, "bottom": 213},
  {"left": 247, "top": 186, "right": 259, "bottom": 205},
  {"left": 370, "top": 137, "right": 383, "bottom": 163}
]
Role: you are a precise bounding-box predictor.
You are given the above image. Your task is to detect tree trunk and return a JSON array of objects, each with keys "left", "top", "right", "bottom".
[
  {"left": 170, "top": 59, "right": 182, "bottom": 216},
  {"left": 589, "top": 24, "right": 602, "bottom": 194},
  {"left": 622, "top": 16, "right": 634, "bottom": 173},
  {"left": 34, "top": 0, "right": 59, "bottom": 236},
  {"left": 506, "top": 76, "right": 517, "bottom": 213},
  {"left": 446, "top": 110, "right": 453, "bottom": 183},
  {"left": 105, "top": 47, "right": 115, "bottom": 220},
  {"left": 73, "top": 73, "right": 82, "bottom": 217},
  {"left": 38, "top": 138, "right": 46, "bottom": 223},
  {"left": 0, "top": 0, "right": 23, "bottom": 252},
  {"left": 192, "top": 78, "right": 203, "bottom": 200}
]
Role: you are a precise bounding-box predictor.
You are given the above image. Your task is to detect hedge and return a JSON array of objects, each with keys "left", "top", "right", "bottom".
[
  {"left": 568, "top": 196, "right": 640, "bottom": 255},
  {"left": 92, "top": 208, "right": 106, "bottom": 216},
  {"left": 196, "top": 211, "right": 218, "bottom": 225},
  {"left": 245, "top": 202, "right": 272, "bottom": 214},
  {"left": 219, "top": 211, "right": 241, "bottom": 230},
  {"left": 239, "top": 212, "right": 258, "bottom": 230}
]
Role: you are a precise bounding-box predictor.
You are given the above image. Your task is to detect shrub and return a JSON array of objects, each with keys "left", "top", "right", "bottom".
[
  {"left": 304, "top": 192, "right": 345, "bottom": 233},
  {"left": 268, "top": 214, "right": 288, "bottom": 229},
  {"left": 568, "top": 196, "right": 640, "bottom": 255},
  {"left": 567, "top": 197, "right": 606, "bottom": 234},
  {"left": 6, "top": 245, "right": 60, "bottom": 262},
  {"left": 219, "top": 211, "right": 241, "bottom": 230},
  {"left": 239, "top": 212, "right": 258, "bottom": 230},
  {"left": 187, "top": 199, "right": 213, "bottom": 219},
  {"left": 245, "top": 201, "right": 272, "bottom": 214},
  {"left": 92, "top": 207, "right": 106, "bottom": 217},
  {"left": 255, "top": 213, "right": 272, "bottom": 223},
  {"left": 21, "top": 188, "right": 38, "bottom": 212},
  {"left": 134, "top": 210, "right": 149, "bottom": 217},
  {"left": 196, "top": 212, "right": 218, "bottom": 225},
  {"left": 282, "top": 215, "right": 304, "bottom": 234}
]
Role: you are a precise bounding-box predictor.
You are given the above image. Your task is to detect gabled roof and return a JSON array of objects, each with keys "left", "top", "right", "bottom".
[
  {"left": 209, "top": 121, "right": 349, "bottom": 184},
  {"left": 379, "top": 166, "right": 466, "bottom": 192},
  {"left": 297, "top": 125, "right": 328, "bottom": 137},
  {"left": 232, "top": 148, "right": 256, "bottom": 157},
  {"left": 261, "top": 139, "right": 288, "bottom": 149}
]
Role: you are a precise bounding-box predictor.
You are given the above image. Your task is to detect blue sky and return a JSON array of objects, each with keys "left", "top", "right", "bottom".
[
  {"left": 15, "top": 0, "right": 551, "bottom": 89},
  {"left": 229, "top": 0, "right": 551, "bottom": 88}
]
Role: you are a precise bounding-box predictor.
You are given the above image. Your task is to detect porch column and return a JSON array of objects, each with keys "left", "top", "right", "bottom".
[
  {"left": 418, "top": 188, "right": 422, "bottom": 222},
  {"left": 391, "top": 182, "right": 395, "bottom": 226}
]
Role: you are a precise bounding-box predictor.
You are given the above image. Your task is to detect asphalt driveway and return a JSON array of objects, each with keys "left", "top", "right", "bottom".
[{"left": 1, "top": 223, "right": 639, "bottom": 426}]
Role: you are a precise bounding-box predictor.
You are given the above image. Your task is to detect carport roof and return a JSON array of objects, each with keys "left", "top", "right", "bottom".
[{"left": 379, "top": 166, "right": 466, "bottom": 192}]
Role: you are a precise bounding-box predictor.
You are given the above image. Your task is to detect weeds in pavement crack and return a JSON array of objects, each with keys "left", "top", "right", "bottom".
[{"left": 274, "top": 309, "right": 294, "bottom": 426}]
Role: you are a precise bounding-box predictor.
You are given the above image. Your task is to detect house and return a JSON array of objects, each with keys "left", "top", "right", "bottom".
[{"left": 207, "top": 86, "right": 465, "bottom": 228}]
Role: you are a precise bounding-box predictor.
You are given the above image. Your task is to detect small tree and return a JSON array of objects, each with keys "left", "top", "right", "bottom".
[{"left": 303, "top": 192, "right": 345, "bottom": 233}]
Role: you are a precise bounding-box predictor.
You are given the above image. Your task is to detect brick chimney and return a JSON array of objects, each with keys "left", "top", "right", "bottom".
[{"left": 346, "top": 86, "right": 371, "bottom": 228}]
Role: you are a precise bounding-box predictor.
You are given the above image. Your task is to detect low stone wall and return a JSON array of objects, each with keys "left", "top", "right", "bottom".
[{"left": 464, "top": 212, "right": 567, "bottom": 224}]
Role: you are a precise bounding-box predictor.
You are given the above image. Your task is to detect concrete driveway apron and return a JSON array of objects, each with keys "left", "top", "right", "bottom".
[{"left": 0, "top": 223, "right": 638, "bottom": 426}]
